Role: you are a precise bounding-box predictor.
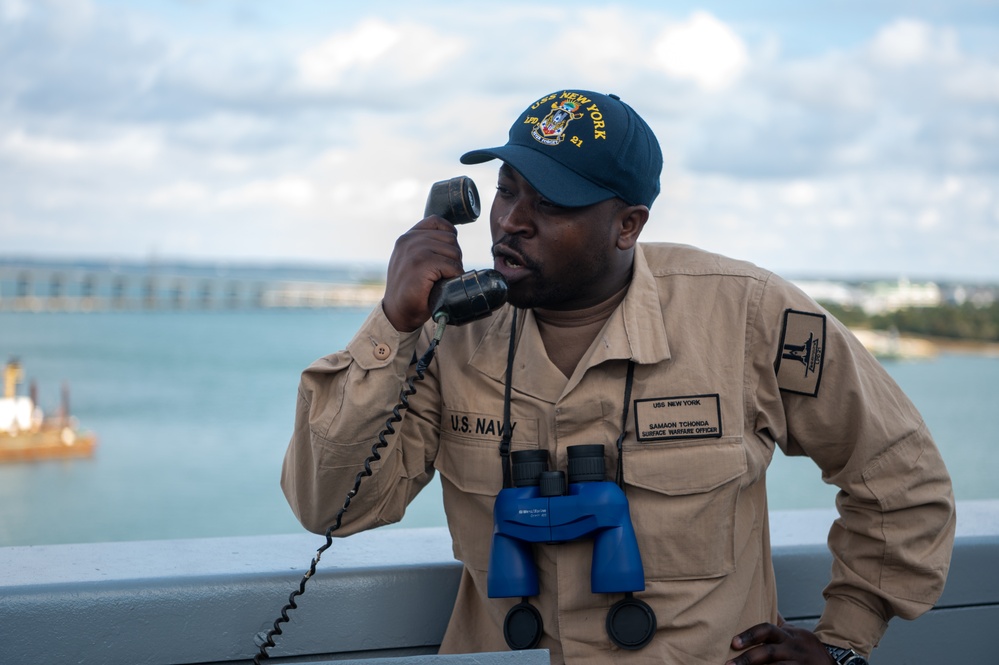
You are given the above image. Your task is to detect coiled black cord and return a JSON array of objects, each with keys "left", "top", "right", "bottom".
[{"left": 252, "top": 331, "right": 442, "bottom": 663}]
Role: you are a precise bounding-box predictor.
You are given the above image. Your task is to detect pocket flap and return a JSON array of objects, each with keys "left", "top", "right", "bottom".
[
  {"left": 436, "top": 434, "right": 512, "bottom": 496},
  {"left": 624, "top": 439, "right": 747, "bottom": 495}
]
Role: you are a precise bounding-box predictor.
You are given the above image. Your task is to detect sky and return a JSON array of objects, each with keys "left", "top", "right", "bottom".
[{"left": 2, "top": 0, "right": 998, "bottom": 282}]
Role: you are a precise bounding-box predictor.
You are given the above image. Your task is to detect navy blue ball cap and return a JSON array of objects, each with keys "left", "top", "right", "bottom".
[{"left": 460, "top": 89, "right": 663, "bottom": 208}]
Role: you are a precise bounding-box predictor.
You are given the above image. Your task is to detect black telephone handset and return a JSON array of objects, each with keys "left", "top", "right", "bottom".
[{"left": 423, "top": 177, "right": 508, "bottom": 326}]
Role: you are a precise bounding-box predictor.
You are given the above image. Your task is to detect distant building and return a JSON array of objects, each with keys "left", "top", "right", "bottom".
[
  {"left": 859, "top": 278, "right": 942, "bottom": 314},
  {"left": 950, "top": 285, "right": 997, "bottom": 307},
  {"left": 794, "top": 277, "right": 944, "bottom": 315},
  {"left": 791, "top": 280, "right": 860, "bottom": 308}
]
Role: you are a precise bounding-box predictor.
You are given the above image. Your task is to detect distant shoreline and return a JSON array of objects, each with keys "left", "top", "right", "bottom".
[
  {"left": 924, "top": 335, "right": 999, "bottom": 356},
  {"left": 851, "top": 327, "right": 999, "bottom": 359}
]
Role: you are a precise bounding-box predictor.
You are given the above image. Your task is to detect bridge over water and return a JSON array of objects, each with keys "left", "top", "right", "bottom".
[{"left": 0, "top": 260, "right": 385, "bottom": 311}]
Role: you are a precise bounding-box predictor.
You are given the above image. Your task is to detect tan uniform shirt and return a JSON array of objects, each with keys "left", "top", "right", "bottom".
[{"left": 282, "top": 243, "right": 955, "bottom": 664}]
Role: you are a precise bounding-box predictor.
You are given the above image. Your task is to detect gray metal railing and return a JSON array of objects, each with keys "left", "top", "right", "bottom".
[{"left": 1, "top": 501, "right": 997, "bottom": 664}]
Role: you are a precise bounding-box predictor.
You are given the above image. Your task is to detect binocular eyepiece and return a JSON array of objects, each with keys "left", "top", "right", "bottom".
[{"left": 511, "top": 444, "right": 606, "bottom": 494}]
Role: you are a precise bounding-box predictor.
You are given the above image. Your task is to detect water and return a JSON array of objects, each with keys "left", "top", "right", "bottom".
[
  {"left": 1, "top": 309, "right": 996, "bottom": 547},
  {"left": 0, "top": 309, "right": 378, "bottom": 546}
]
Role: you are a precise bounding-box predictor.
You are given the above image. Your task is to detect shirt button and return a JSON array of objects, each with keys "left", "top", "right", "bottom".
[{"left": 373, "top": 343, "right": 391, "bottom": 360}]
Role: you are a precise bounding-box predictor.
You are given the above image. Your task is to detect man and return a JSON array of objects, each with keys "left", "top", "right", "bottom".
[{"left": 282, "top": 89, "right": 955, "bottom": 664}]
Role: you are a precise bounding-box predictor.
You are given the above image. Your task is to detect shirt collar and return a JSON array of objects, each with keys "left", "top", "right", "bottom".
[
  {"left": 595, "top": 243, "right": 671, "bottom": 367},
  {"left": 555, "top": 248, "right": 672, "bottom": 398}
]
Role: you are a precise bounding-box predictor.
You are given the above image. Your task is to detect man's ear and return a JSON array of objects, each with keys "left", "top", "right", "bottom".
[{"left": 616, "top": 205, "right": 649, "bottom": 250}]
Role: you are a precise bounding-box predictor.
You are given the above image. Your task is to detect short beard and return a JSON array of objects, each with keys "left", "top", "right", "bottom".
[{"left": 505, "top": 254, "right": 614, "bottom": 311}]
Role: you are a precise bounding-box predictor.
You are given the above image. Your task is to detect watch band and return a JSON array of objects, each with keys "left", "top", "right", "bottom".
[{"left": 823, "top": 643, "right": 869, "bottom": 665}]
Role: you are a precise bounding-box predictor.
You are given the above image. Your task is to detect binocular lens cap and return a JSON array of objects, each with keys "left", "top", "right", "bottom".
[
  {"left": 504, "top": 601, "right": 544, "bottom": 651},
  {"left": 606, "top": 595, "right": 657, "bottom": 650}
]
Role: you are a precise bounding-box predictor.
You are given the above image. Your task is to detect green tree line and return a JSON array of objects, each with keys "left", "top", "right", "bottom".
[{"left": 820, "top": 301, "right": 999, "bottom": 342}]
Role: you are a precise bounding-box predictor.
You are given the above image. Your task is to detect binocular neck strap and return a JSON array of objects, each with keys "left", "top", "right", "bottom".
[
  {"left": 499, "top": 308, "right": 519, "bottom": 489},
  {"left": 615, "top": 360, "right": 636, "bottom": 488},
  {"left": 497, "top": 306, "right": 636, "bottom": 490}
]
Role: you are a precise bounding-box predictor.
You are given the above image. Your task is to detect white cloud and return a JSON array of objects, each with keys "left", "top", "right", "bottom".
[
  {"left": 1, "top": 129, "right": 159, "bottom": 166},
  {"left": 1, "top": 0, "right": 29, "bottom": 23},
  {"left": 778, "top": 54, "right": 877, "bottom": 112},
  {"left": 945, "top": 59, "right": 999, "bottom": 103},
  {"left": 683, "top": 13, "right": 999, "bottom": 179},
  {"left": 205, "top": 154, "right": 255, "bottom": 174},
  {"left": 217, "top": 176, "right": 315, "bottom": 209},
  {"left": 547, "top": 8, "right": 646, "bottom": 83},
  {"left": 780, "top": 181, "right": 818, "bottom": 207},
  {"left": 651, "top": 11, "right": 748, "bottom": 91},
  {"left": 940, "top": 176, "right": 963, "bottom": 198},
  {"left": 1, "top": 2, "right": 997, "bottom": 279},
  {"left": 97, "top": 131, "right": 161, "bottom": 166},
  {"left": 868, "top": 18, "right": 960, "bottom": 67},
  {"left": 295, "top": 18, "right": 466, "bottom": 91},
  {"left": 296, "top": 19, "right": 400, "bottom": 88},
  {"left": 2, "top": 130, "right": 84, "bottom": 162},
  {"left": 917, "top": 208, "right": 941, "bottom": 230},
  {"left": 148, "top": 182, "right": 211, "bottom": 209},
  {"left": 641, "top": 168, "right": 999, "bottom": 278}
]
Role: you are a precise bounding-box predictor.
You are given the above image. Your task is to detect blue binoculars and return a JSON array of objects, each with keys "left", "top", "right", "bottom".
[{"left": 487, "top": 445, "right": 656, "bottom": 651}]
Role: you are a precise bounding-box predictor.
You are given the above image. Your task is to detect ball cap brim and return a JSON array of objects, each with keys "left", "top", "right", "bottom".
[{"left": 460, "top": 143, "right": 618, "bottom": 208}]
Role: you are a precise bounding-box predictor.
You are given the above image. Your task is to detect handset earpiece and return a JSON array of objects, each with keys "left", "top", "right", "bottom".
[{"left": 424, "top": 176, "right": 480, "bottom": 224}]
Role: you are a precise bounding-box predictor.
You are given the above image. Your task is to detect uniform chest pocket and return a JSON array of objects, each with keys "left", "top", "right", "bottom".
[
  {"left": 435, "top": 420, "right": 539, "bottom": 572},
  {"left": 622, "top": 437, "right": 746, "bottom": 580}
]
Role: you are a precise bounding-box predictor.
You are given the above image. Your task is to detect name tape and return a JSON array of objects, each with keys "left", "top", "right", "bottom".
[{"left": 634, "top": 394, "right": 723, "bottom": 442}]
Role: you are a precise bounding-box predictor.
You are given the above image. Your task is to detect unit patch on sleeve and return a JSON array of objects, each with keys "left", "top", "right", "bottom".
[
  {"left": 634, "top": 394, "right": 722, "bottom": 443},
  {"left": 775, "top": 309, "right": 826, "bottom": 397}
]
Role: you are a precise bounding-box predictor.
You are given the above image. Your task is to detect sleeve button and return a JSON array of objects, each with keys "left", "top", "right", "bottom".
[{"left": 373, "top": 343, "right": 391, "bottom": 360}]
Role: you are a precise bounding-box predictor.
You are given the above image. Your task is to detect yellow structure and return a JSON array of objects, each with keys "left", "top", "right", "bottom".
[{"left": 0, "top": 359, "right": 96, "bottom": 462}]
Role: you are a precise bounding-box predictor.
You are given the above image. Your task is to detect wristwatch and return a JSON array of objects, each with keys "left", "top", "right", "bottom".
[{"left": 824, "top": 644, "right": 869, "bottom": 665}]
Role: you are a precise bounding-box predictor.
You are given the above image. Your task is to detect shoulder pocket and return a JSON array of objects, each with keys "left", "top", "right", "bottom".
[{"left": 623, "top": 437, "right": 746, "bottom": 580}]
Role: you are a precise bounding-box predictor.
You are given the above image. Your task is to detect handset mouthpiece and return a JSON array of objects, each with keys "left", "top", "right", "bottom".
[{"left": 430, "top": 269, "right": 508, "bottom": 326}]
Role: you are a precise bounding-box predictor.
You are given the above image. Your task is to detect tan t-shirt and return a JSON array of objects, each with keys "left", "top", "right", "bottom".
[{"left": 534, "top": 282, "right": 628, "bottom": 378}]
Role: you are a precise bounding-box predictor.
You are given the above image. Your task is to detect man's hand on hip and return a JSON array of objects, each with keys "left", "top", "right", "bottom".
[{"left": 725, "top": 616, "right": 835, "bottom": 665}]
